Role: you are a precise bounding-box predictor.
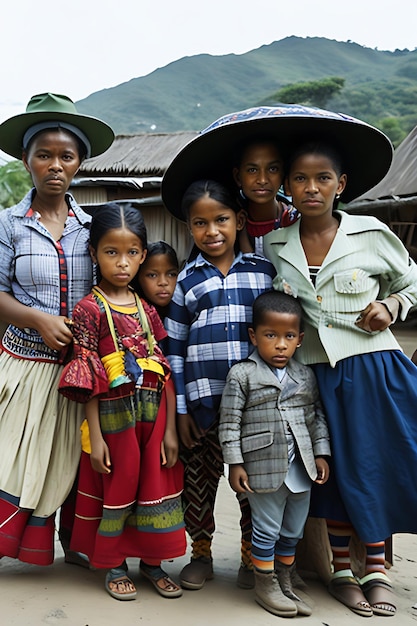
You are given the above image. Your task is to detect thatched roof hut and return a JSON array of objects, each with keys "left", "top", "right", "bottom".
[
  {"left": 345, "top": 125, "right": 417, "bottom": 257},
  {"left": 70, "top": 131, "right": 197, "bottom": 263}
]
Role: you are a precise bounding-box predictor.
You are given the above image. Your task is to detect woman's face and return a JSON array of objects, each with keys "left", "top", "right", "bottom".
[
  {"left": 22, "top": 129, "right": 82, "bottom": 196},
  {"left": 286, "top": 152, "right": 346, "bottom": 218}
]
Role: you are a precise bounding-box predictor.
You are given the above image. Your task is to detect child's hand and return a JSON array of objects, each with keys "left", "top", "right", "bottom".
[
  {"left": 177, "top": 413, "right": 202, "bottom": 449},
  {"left": 90, "top": 438, "right": 111, "bottom": 474},
  {"left": 162, "top": 428, "right": 179, "bottom": 468},
  {"left": 229, "top": 465, "right": 254, "bottom": 494},
  {"left": 314, "top": 457, "right": 329, "bottom": 485}
]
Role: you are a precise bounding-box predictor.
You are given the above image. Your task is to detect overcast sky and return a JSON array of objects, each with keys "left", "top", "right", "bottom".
[{"left": 1, "top": 0, "right": 416, "bottom": 125}]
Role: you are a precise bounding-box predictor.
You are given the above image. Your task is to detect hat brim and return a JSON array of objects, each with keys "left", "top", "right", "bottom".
[
  {"left": 0, "top": 110, "right": 114, "bottom": 159},
  {"left": 161, "top": 105, "right": 393, "bottom": 221}
]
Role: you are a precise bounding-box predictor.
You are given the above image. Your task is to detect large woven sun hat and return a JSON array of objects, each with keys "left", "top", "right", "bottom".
[{"left": 162, "top": 104, "right": 393, "bottom": 221}]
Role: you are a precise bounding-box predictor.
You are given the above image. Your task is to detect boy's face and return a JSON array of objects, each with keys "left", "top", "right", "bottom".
[
  {"left": 188, "top": 195, "right": 244, "bottom": 267},
  {"left": 233, "top": 142, "right": 284, "bottom": 207},
  {"left": 248, "top": 310, "right": 303, "bottom": 370}
]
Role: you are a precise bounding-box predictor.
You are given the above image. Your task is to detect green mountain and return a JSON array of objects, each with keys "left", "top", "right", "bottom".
[{"left": 76, "top": 36, "right": 417, "bottom": 141}]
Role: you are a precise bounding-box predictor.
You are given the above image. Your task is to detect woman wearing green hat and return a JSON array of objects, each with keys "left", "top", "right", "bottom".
[{"left": 0, "top": 93, "right": 114, "bottom": 566}]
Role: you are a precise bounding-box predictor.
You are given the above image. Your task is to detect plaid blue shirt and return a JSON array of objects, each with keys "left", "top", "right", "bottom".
[
  {"left": 165, "top": 251, "right": 275, "bottom": 430},
  {"left": 0, "top": 189, "right": 93, "bottom": 361}
]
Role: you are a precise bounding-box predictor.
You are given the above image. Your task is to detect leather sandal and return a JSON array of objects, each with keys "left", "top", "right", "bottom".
[
  {"left": 359, "top": 572, "right": 397, "bottom": 617},
  {"left": 328, "top": 570, "right": 373, "bottom": 617},
  {"left": 140, "top": 562, "right": 183, "bottom": 598},
  {"left": 105, "top": 567, "right": 137, "bottom": 601}
]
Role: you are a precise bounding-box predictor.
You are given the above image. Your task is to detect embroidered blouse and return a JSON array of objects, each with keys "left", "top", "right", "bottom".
[{"left": 59, "top": 291, "right": 170, "bottom": 404}]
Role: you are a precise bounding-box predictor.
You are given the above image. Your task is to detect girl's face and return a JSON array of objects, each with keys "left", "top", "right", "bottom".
[
  {"left": 233, "top": 142, "right": 284, "bottom": 208},
  {"left": 286, "top": 152, "right": 346, "bottom": 218},
  {"left": 138, "top": 253, "right": 178, "bottom": 309},
  {"left": 22, "top": 129, "right": 81, "bottom": 197},
  {"left": 188, "top": 194, "right": 244, "bottom": 266},
  {"left": 90, "top": 227, "right": 146, "bottom": 296}
]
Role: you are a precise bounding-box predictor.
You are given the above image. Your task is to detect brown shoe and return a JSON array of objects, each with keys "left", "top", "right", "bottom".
[{"left": 180, "top": 557, "right": 213, "bottom": 590}]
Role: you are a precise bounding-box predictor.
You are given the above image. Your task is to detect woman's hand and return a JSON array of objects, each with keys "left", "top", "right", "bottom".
[
  {"left": 0, "top": 292, "right": 73, "bottom": 350},
  {"left": 36, "top": 314, "right": 74, "bottom": 350},
  {"left": 355, "top": 301, "right": 393, "bottom": 333}
]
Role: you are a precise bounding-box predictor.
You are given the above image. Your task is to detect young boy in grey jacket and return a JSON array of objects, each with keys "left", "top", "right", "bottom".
[{"left": 219, "top": 291, "right": 330, "bottom": 618}]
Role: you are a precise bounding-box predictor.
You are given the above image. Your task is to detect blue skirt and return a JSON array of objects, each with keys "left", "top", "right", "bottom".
[{"left": 311, "top": 350, "right": 417, "bottom": 543}]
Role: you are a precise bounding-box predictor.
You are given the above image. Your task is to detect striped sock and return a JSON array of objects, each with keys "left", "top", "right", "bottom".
[
  {"left": 327, "top": 520, "right": 354, "bottom": 573},
  {"left": 275, "top": 535, "right": 297, "bottom": 566},
  {"left": 251, "top": 540, "right": 274, "bottom": 572},
  {"left": 365, "top": 541, "right": 386, "bottom": 575},
  {"left": 275, "top": 554, "right": 295, "bottom": 566},
  {"left": 251, "top": 555, "right": 274, "bottom": 572}
]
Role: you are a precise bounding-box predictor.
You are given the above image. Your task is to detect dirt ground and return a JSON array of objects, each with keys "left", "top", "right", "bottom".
[{"left": 1, "top": 322, "right": 417, "bottom": 625}]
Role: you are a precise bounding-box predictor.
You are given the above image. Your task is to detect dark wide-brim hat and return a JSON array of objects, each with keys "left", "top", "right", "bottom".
[
  {"left": 162, "top": 104, "right": 393, "bottom": 221},
  {"left": 0, "top": 92, "right": 114, "bottom": 159}
]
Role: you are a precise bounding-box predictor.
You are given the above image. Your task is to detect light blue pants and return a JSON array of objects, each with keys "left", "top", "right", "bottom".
[{"left": 248, "top": 483, "right": 311, "bottom": 565}]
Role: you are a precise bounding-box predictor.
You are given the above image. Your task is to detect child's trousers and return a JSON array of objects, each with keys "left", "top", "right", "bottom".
[
  {"left": 180, "top": 419, "right": 251, "bottom": 544},
  {"left": 248, "top": 484, "right": 311, "bottom": 565}
]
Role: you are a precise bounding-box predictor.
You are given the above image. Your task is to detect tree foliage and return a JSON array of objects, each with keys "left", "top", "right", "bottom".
[
  {"left": 263, "top": 77, "right": 346, "bottom": 109},
  {"left": 0, "top": 161, "right": 32, "bottom": 210},
  {"left": 379, "top": 118, "right": 407, "bottom": 148}
]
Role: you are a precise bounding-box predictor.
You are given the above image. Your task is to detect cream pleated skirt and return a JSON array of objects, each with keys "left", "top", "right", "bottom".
[{"left": 0, "top": 352, "right": 84, "bottom": 517}]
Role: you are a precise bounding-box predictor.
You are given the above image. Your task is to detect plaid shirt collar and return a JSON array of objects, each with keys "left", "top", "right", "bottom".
[{"left": 11, "top": 188, "right": 90, "bottom": 226}]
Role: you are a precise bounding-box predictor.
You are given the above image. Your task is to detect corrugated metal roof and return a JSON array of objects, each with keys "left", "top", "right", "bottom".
[{"left": 78, "top": 131, "right": 197, "bottom": 176}]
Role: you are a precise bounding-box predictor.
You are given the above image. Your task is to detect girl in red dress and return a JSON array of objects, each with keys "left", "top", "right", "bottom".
[{"left": 59, "top": 203, "right": 185, "bottom": 600}]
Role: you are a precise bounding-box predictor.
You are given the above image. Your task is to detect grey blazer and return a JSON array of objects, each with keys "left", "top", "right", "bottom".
[{"left": 219, "top": 350, "right": 330, "bottom": 493}]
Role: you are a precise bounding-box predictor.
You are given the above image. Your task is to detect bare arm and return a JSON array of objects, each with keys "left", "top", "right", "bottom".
[
  {"left": 177, "top": 413, "right": 202, "bottom": 449},
  {"left": 85, "top": 397, "right": 111, "bottom": 474},
  {"left": 0, "top": 291, "right": 73, "bottom": 350},
  {"left": 161, "top": 378, "right": 179, "bottom": 468}
]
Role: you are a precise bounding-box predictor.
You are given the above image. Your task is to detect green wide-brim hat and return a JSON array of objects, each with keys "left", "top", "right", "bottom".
[
  {"left": 0, "top": 92, "right": 115, "bottom": 159},
  {"left": 162, "top": 104, "right": 393, "bottom": 221}
]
